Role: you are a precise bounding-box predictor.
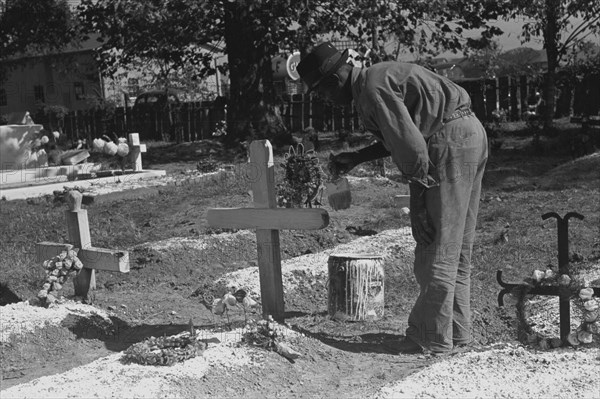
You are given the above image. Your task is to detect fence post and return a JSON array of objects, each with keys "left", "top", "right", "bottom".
[
  {"left": 201, "top": 102, "right": 210, "bottom": 140},
  {"left": 313, "top": 96, "right": 323, "bottom": 131},
  {"left": 189, "top": 102, "right": 195, "bottom": 142},
  {"left": 519, "top": 75, "right": 529, "bottom": 120},
  {"left": 303, "top": 93, "right": 310, "bottom": 131},
  {"left": 469, "top": 81, "right": 485, "bottom": 122},
  {"left": 292, "top": 94, "right": 303, "bottom": 132},
  {"left": 485, "top": 79, "right": 497, "bottom": 120},
  {"left": 499, "top": 76, "right": 509, "bottom": 115},
  {"left": 509, "top": 76, "right": 519, "bottom": 121},
  {"left": 308, "top": 96, "right": 314, "bottom": 130},
  {"left": 301, "top": 93, "right": 305, "bottom": 131}
]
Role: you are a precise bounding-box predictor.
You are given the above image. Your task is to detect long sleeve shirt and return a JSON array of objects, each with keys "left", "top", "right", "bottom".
[{"left": 350, "top": 62, "right": 472, "bottom": 187}]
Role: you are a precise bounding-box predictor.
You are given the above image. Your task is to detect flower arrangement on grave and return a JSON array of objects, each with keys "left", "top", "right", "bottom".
[
  {"left": 211, "top": 120, "right": 227, "bottom": 137},
  {"left": 196, "top": 157, "right": 219, "bottom": 173},
  {"left": 122, "top": 321, "right": 207, "bottom": 366},
  {"left": 91, "top": 135, "right": 129, "bottom": 157},
  {"left": 276, "top": 144, "right": 323, "bottom": 208},
  {"left": 90, "top": 134, "right": 132, "bottom": 171},
  {"left": 515, "top": 268, "right": 599, "bottom": 349},
  {"left": 197, "top": 288, "right": 259, "bottom": 324},
  {"left": 242, "top": 315, "right": 301, "bottom": 360},
  {"left": 38, "top": 248, "right": 83, "bottom": 305},
  {"left": 210, "top": 289, "right": 258, "bottom": 315}
]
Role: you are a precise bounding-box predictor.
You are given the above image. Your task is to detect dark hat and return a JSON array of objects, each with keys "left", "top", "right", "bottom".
[{"left": 296, "top": 42, "right": 349, "bottom": 93}]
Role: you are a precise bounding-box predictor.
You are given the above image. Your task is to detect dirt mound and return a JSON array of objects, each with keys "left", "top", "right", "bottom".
[
  {"left": 377, "top": 345, "right": 600, "bottom": 399},
  {"left": 2, "top": 138, "right": 600, "bottom": 397},
  {"left": 538, "top": 151, "right": 600, "bottom": 190}
]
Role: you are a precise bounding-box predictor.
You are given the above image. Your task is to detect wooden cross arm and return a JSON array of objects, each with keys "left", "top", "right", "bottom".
[
  {"left": 129, "top": 133, "right": 147, "bottom": 153},
  {"left": 207, "top": 208, "right": 329, "bottom": 230},
  {"left": 37, "top": 242, "right": 130, "bottom": 273}
]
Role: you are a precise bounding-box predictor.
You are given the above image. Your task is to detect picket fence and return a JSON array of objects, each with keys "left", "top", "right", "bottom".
[{"left": 34, "top": 74, "right": 598, "bottom": 143}]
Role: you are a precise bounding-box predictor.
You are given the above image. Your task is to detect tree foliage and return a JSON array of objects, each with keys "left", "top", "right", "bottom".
[
  {"left": 507, "top": 0, "right": 600, "bottom": 59},
  {"left": 77, "top": 0, "right": 218, "bottom": 85},
  {"left": 75, "top": 1, "right": 511, "bottom": 144},
  {"left": 465, "top": 41, "right": 505, "bottom": 78},
  {"left": 329, "top": 0, "right": 506, "bottom": 61},
  {"left": 501, "top": 0, "right": 600, "bottom": 124},
  {"left": 0, "top": 0, "right": 77, "bottom": 59},
  {"left": 0, "top": 0, "right": 79, "bottom": 83}
]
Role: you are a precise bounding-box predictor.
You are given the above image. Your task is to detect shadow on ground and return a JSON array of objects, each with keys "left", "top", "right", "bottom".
[{"left": 61, "top": 313, "right": 232, "bottom": 352}]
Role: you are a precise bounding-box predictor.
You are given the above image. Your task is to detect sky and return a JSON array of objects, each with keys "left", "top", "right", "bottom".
[
  {"left": 490, "top": 18, "right": 545, "bottom": 50},
  {"left": 397, "top": 18, "right": 542, "bottom": 61},
  {"left": 483, "top": 16, "right": 599, "bottom": 50},
  {"left": 393, "top": 16, "right": 598, "bottom": 61}
]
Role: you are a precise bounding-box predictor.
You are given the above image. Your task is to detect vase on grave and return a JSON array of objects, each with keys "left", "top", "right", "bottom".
[{"left": 327, "top": 253, "right": 385, "bottom": 321}]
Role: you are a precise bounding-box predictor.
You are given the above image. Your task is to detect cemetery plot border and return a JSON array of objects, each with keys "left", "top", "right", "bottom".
[{"left": 0, "top": 133, "right": 166, "bottom": 202}]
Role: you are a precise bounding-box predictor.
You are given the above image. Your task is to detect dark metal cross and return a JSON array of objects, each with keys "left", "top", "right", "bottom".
[{"left": 497, "top": 212, "right": 600, "bottom": 343}]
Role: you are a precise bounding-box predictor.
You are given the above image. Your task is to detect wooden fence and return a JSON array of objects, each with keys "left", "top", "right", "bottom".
[{"left": 34, "top": 74, "right": 599, "bottom": 143}]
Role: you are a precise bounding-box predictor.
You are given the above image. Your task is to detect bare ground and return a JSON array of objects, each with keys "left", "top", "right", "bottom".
[{"left": 1, "top": 137, "right": 599, "bottom": 397}]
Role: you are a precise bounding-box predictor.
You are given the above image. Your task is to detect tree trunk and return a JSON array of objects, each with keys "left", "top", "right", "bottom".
[
  {"left": 542, "top": 0, "right": 560, "bottom": 129},
  {"left": 222, "top": 3, "right": 291, "bottom": 149}
]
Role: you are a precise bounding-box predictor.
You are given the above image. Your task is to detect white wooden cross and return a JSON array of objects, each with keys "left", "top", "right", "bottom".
[
  {"left": 207, "top": 140, "right": 329, "bottom": 321},
  {"left": 36, "top": 191, "right": 129, "bottom": 300},
  {"left": 128, "top": 133, "right": 147, "bottom": 172}
]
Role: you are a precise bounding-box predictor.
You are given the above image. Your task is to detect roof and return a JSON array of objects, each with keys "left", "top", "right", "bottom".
[{"left": 0, "top": 34, "right": 102, "bottom": 63}]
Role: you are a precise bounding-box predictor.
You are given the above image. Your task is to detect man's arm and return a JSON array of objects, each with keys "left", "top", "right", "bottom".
[
  {"left": 372, "top": 96, "right": 436, "bottom": 189},
  {"left": 328, "top": 141, "right": 389, "bottom": 177}
]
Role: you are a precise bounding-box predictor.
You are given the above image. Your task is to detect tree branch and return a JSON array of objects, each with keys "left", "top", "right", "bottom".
[{"left": 559, "top": 15, "right": 600, "bottom": 54}]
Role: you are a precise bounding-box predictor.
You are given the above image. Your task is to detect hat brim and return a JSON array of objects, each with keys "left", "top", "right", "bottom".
[{"left": 305, "top": 49, "right": 350, "bottom": 94}]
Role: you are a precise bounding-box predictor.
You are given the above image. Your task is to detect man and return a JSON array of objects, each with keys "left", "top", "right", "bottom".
[{"left": 297, "top": 42, "right": 488, "bottom": 355}]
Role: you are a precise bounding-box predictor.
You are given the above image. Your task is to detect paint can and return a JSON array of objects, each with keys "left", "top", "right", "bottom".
[{"left": 327, "top": 253, "right": 384, "bottom": 321}]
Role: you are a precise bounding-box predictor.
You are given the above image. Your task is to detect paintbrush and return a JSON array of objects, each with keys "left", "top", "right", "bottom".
[{"left": 326, "top": 154, "right": 352, "bottom": 210}]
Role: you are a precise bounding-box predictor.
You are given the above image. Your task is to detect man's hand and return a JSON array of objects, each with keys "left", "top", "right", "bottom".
[
  {"left": 409, "top": 184, "right": 435, "bottom": 246},
  {"left": 328, "top": 152, "right": 357, "bottom": 178}
]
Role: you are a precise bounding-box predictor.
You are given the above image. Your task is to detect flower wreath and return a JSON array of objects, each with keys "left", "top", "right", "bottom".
[
  {"left": 514, "top": 268, "right": 599, "bottom": 349},
  {"left": 276, "top": 144, "right": 324, "bottom": 208},
  {"left": 122, "top": 331, "right": 207, "bottom": 366},
  {"left": 38, "top": 246, "right": 84, "bottom": 306}
]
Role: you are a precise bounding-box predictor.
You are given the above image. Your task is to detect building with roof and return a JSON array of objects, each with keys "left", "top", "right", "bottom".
[{"left": 0, "top": 36, "right": 104, "bottom": 114}]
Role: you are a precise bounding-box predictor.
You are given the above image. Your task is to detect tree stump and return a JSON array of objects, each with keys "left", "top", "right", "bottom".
[{"left": 328, "top": 254, "right": 384, "bottom": 321}]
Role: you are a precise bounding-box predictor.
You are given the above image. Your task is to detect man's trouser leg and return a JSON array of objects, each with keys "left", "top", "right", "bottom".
[{"left": 406, "top": 116, "right": 488, "bottom": 352}]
